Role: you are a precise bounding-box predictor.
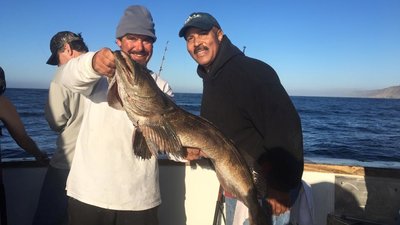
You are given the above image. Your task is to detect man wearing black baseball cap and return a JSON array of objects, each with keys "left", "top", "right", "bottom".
[
  {"left": 46, "top": 31, "right": 88, "bottom": 66},
  {"left": 32, "top": 31, "right": 88, "bottom": 225},
  {"left": 179, "top": 12, "right": 305, "bottom": 225}
]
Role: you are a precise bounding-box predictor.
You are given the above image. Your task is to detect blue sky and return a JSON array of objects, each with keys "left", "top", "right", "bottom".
[{"left": 0, "top": 0, "right": 399, "bottom": 96}]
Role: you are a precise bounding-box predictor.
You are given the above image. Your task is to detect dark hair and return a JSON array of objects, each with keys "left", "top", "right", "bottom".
[
  {"left": 68, "top": 34, "right": 89, "bottom": 53},
  {"left": 57, "top": 33, "right": 89, "bottom": 55},
  {"left": 0, "top": 66, "right": 6, "bottom": 96}
]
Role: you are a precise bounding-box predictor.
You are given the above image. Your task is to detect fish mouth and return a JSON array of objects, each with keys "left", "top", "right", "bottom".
[
  {"left": 114, "top": 51, "right": 139, "bottom": 84},
  {"left": 113, "top": 51, "right": 130, "bottom": 72}
]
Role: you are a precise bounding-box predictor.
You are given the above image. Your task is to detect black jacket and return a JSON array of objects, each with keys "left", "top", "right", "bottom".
[{"left": 197, "top": 36, "right": 304, "bottom": 192}]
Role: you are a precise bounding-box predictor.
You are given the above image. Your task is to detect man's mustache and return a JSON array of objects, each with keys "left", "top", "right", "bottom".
[{"left": 194, "top": 45, "right": 208, "bottom": 54}]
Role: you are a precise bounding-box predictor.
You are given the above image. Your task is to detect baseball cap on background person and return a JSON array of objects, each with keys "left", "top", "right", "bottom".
[
  {"left": 46, "top": 31, "right": 86, "bottom": 66},
  {"left": 0, "top": 66, "right": 6, "bottom": 96},
  {"left": 115, "top": 5, "right": 157, "bottom": 42},
  {"left": 178, "top": 12, "right": 221, "bottom": 38}
]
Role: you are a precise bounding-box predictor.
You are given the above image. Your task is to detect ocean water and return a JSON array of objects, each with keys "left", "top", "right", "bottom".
[{"left": 1, "top": 88, "right": 400, "bottom": 168}]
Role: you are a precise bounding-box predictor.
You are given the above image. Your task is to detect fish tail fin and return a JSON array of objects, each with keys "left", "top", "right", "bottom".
[
  {"left": 244, "top": 189, "right": 272, "bottom": 225},
  {"left": 248, "top": 203, "right": 272, "bottom": 225}
]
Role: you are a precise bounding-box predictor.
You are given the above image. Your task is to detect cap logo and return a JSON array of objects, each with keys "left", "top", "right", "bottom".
[{"left": 184, "top": 13, "right": 202, "bottom": 25}]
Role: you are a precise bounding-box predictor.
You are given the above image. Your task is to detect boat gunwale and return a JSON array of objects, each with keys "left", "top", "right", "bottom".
[{"left": 2, "top": 159, "right": 400, "bottom": 178}]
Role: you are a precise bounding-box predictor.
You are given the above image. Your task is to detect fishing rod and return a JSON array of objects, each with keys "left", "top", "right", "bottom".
[{"left": 157, "top": 40, "right": 169, "bottom": 78}]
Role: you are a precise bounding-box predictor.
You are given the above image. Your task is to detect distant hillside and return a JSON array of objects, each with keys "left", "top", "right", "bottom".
[{"left": 356, "top": 85, "right": 400, "bottom": 99}]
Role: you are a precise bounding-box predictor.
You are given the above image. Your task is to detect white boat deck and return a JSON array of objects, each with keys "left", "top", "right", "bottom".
[{"left": 2, "top": 160, "right": 400, "bottom": 225}]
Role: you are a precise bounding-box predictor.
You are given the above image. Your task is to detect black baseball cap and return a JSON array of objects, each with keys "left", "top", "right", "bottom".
[
  {"left": 178, "top": 12, "right": 220, "bottom": 38},
  {"left": 46, "top": 31, "right": 83, "bottom": 65}
]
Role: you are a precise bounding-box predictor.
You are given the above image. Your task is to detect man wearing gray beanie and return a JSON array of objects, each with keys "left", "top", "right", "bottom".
[
  {"left": 57, "top": 5, "right": 178, "bottom": 225},
  {"left": 115, "top": 5, "right": 158, "bottom": 66}
]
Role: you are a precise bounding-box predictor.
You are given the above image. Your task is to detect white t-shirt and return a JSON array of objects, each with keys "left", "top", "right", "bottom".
[{"left": 61, "top": 52, "right": 173, "bottom": 210}]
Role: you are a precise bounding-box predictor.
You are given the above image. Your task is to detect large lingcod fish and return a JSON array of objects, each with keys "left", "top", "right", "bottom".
[{"left": 108, "top": 50, "right": 270, "bottom": 225}]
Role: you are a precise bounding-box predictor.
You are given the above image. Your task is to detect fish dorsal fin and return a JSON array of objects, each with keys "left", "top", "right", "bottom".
[
  {"left": 107, "top": 76, "right": 124, "bottom": 110},
  {"left": 138, "top": 121, "right": 186, "bottom": 159}
]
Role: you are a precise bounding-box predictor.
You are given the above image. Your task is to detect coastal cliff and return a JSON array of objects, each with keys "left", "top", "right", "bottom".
[{"left": 356, "top": 85, "right": 400, "bottom": 99}]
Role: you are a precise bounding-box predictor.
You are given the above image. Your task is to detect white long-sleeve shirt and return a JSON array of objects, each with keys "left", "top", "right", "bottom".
[
  {"left": 60, "top": 52, "right": 173, "bottom": 210},
  {"left": 45, "top": 65, "right": 85, "bottom": 169}
]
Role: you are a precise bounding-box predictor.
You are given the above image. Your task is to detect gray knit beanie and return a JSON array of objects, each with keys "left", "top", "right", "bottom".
[{"left": 116, "top": 5, "right": 156, "bottom": 42}]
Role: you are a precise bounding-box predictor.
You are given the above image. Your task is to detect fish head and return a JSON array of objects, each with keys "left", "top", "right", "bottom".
[
  {"left": 113, "top": 50, "right": 157, "bottom": 98},
  {"left": 109, "top": 50, "right": 169, "bottom": 124}
]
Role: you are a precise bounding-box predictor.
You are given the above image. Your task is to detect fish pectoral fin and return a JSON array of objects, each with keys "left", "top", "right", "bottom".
[
  {"left": 107, "top": 77, "right": 124, "bottom": 110},
  {"left": 133, "top": 128, "right": 153, "bottom": 159},
  {"left": 141, "top": 123, "right": 186, "bottom": 159}
]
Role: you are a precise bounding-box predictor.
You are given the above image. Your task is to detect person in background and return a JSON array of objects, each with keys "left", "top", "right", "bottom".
[
  {"left": 57, "top": 5, "right": 202, "bottom": 225},
  {"left": 32, "top": 31, "right": 89, "bottom": 225},
  {"left": 178, "top": 12, "right": 304, "bottom": 225},
  {"left": 0, "top": 67, "right": 49, "bottom": 162},
  {"left": 0, "top": 66, "right": 49, "bottom": 225}
]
